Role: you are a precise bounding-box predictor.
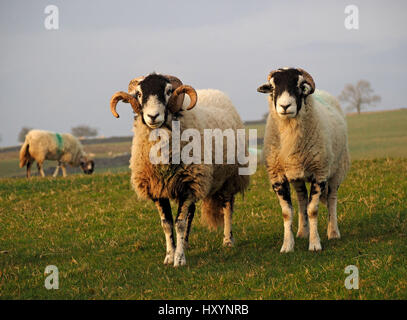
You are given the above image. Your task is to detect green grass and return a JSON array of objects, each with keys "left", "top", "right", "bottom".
[
  {"left": 1, "top": 109, "right": 406, "bottom": 299},
  {"left": 0, "top": 159, "right": 130, "bottom": 178},
  {"left": 346, "top": 109, "right": 407, "bottom": 159},
  {"left": 0, "top": 159, "right": 406, "bottom": 299}
]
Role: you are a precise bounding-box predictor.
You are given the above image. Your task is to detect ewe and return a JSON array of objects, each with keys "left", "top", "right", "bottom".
[
  {"left": 19, "top": 129, "right": 94, "bottom": 178},
  {"left": 257, "top": 68, "right": 350, "bottom": 252}
]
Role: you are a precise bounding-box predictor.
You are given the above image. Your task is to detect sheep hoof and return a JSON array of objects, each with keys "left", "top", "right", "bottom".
[
  {"left": 296, "top": 228, "right": 309, "bottom": 239},
  {"left": 308, "top": 241, "right": 322, "bottom": 252},
  {"left": 223, "top": 237, "right": 235, "bottom": 248},
  {"left": 163, "top": 252, "right": 174, "bottom": 265},
  {"left": 280, "top": 242, "right": 294, "bottom": 253},
  {"left": 280, "top": 232, "right": 295, "bottom": 253},
  {"left": 173, "top": 252, "right": 186, "bottom": 267},
  {"left": 328, "top": 228, "right": 341, "bottom": 240}
]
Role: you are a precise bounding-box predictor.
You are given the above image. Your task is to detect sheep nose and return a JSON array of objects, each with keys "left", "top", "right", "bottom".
[
  {"left": 147, "top": 113, "right": 159, "bottom": 121},
  {"left": 280, "top": 104, "right": 291, "bottom": 111}
]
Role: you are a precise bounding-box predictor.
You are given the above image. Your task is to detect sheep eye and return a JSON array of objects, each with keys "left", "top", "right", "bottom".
[{"left": 136, "top": 92, "right": 141, "bottom": 99}]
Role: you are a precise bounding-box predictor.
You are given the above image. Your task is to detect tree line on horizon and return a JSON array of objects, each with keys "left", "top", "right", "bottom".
[{"left": 17, "top": 125, "right": 99, "bottom": 143}]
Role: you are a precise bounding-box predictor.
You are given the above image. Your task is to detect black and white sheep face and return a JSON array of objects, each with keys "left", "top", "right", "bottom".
[
  {"left": 80, "top": 159, "right": 95, "bottom": 174},
  {"left": 134, "top": 74, "right": 173, "bottom": 129},
  {"left": 257, "top": 68, "right": 314, "bottom": 119}
]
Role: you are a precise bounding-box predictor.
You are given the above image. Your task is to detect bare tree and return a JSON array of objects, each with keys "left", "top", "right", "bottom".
[
  {"left": 338, "top": 80, "right": 381, "bottom": 114},
  {"left": 18, "top": 127, "right": 32, "bottom": 143},
  {"left": 71, "top": 125, "right": 98, "bottom": 138}
]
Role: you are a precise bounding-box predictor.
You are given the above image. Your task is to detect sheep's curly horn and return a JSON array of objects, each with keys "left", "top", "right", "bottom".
[
  {"left": 297, "top": 68, "right": 315, "bottom": 94},
  {"left": 168, "top": 85, "right": 198, "bottom": 113},
  {"left": 110, "top": 91, "right": 141, "bottom": 118},
  {"left": 164, "top": 75, "right": 183, "bottom": 89},
  {"left": 164, "top": 75, "right": 185, "bottom": 110}
]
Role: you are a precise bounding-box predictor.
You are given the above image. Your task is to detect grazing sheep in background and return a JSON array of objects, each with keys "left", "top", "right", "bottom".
[
  {"left": 257, "top": 67, "right": 350, "bottom": 252},
  {"left": 110, "top": 73, "right": 249, "bottom": 267},
  {"left": 19, "top": 129, "right": 95, "bottom": 178}
]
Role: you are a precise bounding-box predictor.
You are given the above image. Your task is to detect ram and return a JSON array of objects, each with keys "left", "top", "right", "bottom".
[
  {"left": 110, "top": 73, "right": 249, "bottom": 267},
  {"left": 19, "top": 129, "right": 95, "bottom": 178},
  {"left": 257, "top": 67, "right": 350, "bottom": 252}
]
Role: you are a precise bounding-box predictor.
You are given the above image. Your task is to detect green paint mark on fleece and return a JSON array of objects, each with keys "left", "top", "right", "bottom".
[
  {"left": 55, "top": 133, "right": 63, "bottom": 154},
  {"left": 313, "top": 92, "right": 329, "bottom": 107}
]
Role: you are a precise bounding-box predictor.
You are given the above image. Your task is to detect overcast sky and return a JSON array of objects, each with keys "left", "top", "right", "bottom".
[{"left": 0, "top": 0, "right": 406, "bottom": 146}]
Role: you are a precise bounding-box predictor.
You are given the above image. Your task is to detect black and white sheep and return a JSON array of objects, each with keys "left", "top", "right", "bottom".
[
  {"left": 110, "top": 73, "right": 250, "bottom": 267},
  {"left": 257, "top": 68, "right": 350, "bottom": 252},
  {"left": 19, "top": 129, "right": 95, "bottom": 178}
]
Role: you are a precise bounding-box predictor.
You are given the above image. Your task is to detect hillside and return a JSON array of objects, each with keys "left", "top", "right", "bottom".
[{"left": 0, "top": 109, "right": 406, "bottom": 178}]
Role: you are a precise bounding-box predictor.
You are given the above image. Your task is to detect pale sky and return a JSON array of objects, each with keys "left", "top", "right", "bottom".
[{"left": 1, "top": 0, "right": 406, "bottom": 146}]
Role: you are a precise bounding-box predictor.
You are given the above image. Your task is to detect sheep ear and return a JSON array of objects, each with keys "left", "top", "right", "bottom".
[
  {"left": 301, "top": 82, "right": 313, "bottom": 96},
  {"left": 257, "top": 84, "right": 273, "bottom": 94},
  {"left": 128, "top": 76, "right": 145, "bottom": 95}
]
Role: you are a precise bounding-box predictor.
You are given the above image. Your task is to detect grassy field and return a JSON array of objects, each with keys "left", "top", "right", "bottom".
[
  {"left": 0, "top": 159, "right": 406, "bottom": 299},
  {"left": 346, "top": 109, "right": 407, "bottom": 159},
  {"left": 0, "top": 109, "right": 406, "bottom": 299}
]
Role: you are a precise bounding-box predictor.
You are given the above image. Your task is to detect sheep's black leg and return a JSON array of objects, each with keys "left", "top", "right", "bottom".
[
  {"left": 26, "top": 160, "right": 33, "bottom": 178},
  {"left": 307, "top": 179, "right": 326, "bottom": 251},
  {"left": 174, "top": 197, "right": 194, "bottom": 267},
  {"left": 292, "top": 180, "right": 309, "bottom": 238},
  {"left": 183, "top": 203, "right": 195, "bottom": 249},
  {"left": 154, "top": 198, "right": 175, "bottom": 265},
  {"left": 272, "top": 180, "right": 294, "bottom": 252},
  {"left": 327, "top": 184, "right": 341, "bottom": 239},
  {"left": 223, "top": 196, "right": 235, "bottom": 247}
]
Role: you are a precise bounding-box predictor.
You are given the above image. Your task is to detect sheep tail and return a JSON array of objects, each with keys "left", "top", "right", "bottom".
[
  {"left": 19, "top": 140, "right": 30, "bottom": 168},
  {"left": 201, "top": 197, "right": 224, "bottom": 230}
]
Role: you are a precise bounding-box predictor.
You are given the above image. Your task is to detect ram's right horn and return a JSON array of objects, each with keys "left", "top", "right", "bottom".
[{"left": 168, "top": 85, "right": 198, "bottom": 113}]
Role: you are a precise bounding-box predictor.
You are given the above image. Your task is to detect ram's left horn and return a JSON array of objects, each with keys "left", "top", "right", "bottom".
[{"left": 110, "top": 91, "right": 141, "bottom": 118}]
